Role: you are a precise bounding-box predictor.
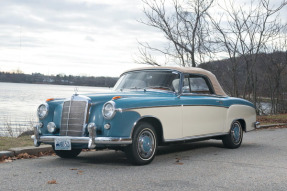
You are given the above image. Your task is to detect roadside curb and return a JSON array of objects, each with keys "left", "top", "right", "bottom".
[
  {"left": 257, "top": 123, "right": 287, "bottom": 128},
  {"left": 0, "top": 145, "right": 53, "bottom": 158},
  {"left": 0, "top": 151, "right": 14, "bottom": 157}
]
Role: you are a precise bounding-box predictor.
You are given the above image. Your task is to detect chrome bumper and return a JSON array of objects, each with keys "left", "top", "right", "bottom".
[
  {"left": 32, "top": 123, "right": 132, "bottom": 149},
  {"left": 254, "top": 121, "right": 260, "bottom": 128}
]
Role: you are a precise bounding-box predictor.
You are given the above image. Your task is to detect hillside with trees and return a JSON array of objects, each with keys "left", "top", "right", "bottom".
[
  {"left": 136, "top": 0, "right": 287, "bottom": 114},
  {"left": 199, "top": 51, "right": 287, "bottom": 114}
]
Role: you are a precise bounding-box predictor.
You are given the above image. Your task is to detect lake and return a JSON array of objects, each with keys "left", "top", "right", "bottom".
[
  {"left": 0, "top": 82, "right": 272, "bottom": 137},
  {"left": 0, "top": 82, "right": 110, "bottom": 136}
]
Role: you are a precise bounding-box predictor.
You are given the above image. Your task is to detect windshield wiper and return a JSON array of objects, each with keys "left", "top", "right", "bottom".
[
  {"left": 129, "top": 87, "right": 144, "bottom": 90},
  {"left": 119, "top": 87, "right": 144, "bottom": 91},
  {"left": 146, "top": 86, "right": 173, "bottom": 91}
]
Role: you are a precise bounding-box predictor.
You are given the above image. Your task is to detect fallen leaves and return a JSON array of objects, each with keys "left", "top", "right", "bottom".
[
  {"left": 17, "top": 153, "right": 35, "bottom": 159},
  {"left": 0, "top": 150, "right": 56, "bottom": 163},
  {"left": 0, "top": 155, "right": 16, "bottom": 163},
  {"left": 47, "top": 180, "right": 57, "bottom": 184},
  {"left": 175, "top": 157, "right": 184, "bottom": 165},
  {"left": 77, "top": 170, "right": 84, "bottom": 175},
  {"left": 45, "top": 168, "right": 84, "bottom": 185},
  {"left": 70, "top": 168, "right": 84, "bottom": 175}
]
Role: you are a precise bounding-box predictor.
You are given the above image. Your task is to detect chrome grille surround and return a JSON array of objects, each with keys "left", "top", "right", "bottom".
[{"left": 60, "top": 94, "right": 90, "bottom": 136}]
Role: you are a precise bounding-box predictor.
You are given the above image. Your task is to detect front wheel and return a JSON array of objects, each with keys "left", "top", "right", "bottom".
[
  {"left": 222, "top": 121, "right": 243, "bottom": 149},
  {"left": 126, "top": 122, "right": 157, "bottom": 165},
  {"left": 52, "top": 146, "right": 82, "bottom": 158}
]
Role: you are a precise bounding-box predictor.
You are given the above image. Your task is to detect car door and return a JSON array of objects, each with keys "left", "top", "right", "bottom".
[{"left": 181, "top": 74, "right": 227, "bottom": 137}]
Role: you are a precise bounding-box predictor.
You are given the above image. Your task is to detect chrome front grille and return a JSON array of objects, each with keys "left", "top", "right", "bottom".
[{"left": 60, "top": 100, "right": 88, "bottom": 136}]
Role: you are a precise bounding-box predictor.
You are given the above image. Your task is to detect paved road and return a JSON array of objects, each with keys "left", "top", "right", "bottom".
[{"left": 0, "top": 128, "right": 286, "bottom": 191}]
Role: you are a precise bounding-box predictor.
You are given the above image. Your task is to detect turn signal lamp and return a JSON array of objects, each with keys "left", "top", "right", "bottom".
[{"left": 112, "top": 96, "right": 122, "bottom": 100}]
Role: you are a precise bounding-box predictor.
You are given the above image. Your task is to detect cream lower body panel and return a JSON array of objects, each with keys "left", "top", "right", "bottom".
[
  {"left": 131, "top": 105, "right": 228, "bottom": 140},
  {"left": 130, "top": 106, "right": 183, "bottom": 140},
  {"left": 226, "top": 105, "right": 256, "bottom": 132},
  {"left": 182, "top": 106, "right": 227, "bottom": 137},
  {"left": 131, "top": 104, "right": 256, "bottom": 141}
]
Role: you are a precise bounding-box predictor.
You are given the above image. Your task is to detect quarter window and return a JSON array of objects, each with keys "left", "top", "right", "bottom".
[{"left": 183, "top": 74, "right": 213, "bottom": 94}]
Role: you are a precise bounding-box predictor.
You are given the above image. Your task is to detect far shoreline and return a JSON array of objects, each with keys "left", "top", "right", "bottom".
[{"left": 0, "top": 81, "right": 113, "bottom": 88}]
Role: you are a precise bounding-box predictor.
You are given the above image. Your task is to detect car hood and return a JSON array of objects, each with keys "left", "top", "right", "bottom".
[
  {"left": 85, "top": 90, "right": 179, "bottom": 109},
  {"left": 47, "top": 90, "right": 178, "bottom": 109}
]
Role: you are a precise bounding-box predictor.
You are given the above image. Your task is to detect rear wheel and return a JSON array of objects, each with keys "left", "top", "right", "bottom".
[
  {"left": 52, "top": 146, "right": 82, "bottom": 158},
  {"left": 126, "top": 122, "right": 157, "bottom": 165},
  {"left": 222, "top": 121, "right": 243, "bottom": 149}
]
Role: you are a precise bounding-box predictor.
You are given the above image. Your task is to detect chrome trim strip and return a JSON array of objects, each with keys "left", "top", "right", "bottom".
[
  {"left": 122, "top": 104, "right": 229, "bottom": 111},
  {"left": 37, "top": 136, "right": 132, "bottom": 145},
  {"left": 182, "top": 104, "right": 228, "bottom": 108},
  {"left": 181, "top": 93, "right": 227, "bottom": 98},
  {"left": 164, "top": 132, "right": 228, "bottom": 142}
]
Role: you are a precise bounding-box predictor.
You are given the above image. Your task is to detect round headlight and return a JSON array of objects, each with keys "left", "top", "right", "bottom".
[
  {"left": 47, "top": 122, "right": 57, "bottom": 133},
  {"left": 102, "top": 101, "right": 116, "bottom": 119},
  {"left": 37, "top": 104, "right": 49, "bottom": 119}
]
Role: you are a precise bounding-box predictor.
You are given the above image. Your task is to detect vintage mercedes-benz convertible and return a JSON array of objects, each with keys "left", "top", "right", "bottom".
[{"left": 33, "top": 67, "right": 257, "bottom": 165}]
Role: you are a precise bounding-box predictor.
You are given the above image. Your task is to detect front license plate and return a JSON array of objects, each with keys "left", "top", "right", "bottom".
[{"left": 55, "top": 138, "right": 71, "bottom": 150}]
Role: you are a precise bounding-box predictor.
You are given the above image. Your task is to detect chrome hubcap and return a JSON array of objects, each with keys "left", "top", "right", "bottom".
[
  {"left": 231, "top": 122, "right": 241, "bottom": 144},
  {"left": 137, "top": 130, "right": 155, "bottom": 159}
]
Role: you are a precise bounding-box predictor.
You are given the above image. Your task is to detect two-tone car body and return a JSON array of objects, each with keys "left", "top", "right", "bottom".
[{"left": 33, "top": 67, "right": 257, "bottom": 165}]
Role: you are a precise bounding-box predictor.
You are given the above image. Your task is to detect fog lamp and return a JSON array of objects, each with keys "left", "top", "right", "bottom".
[
  {"left": 104, "top": 123, "right": 111, "bottom": 130},
  {"left": 47, "top": 122, "right": 57, "bottom": 133}
]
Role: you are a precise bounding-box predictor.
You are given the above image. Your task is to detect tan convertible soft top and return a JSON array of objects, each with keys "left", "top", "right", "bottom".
[{"left": 124, "top": 66, "right": 227, "bottom": 96}]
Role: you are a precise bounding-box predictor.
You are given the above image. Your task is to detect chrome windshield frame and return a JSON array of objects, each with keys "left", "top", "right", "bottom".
[{"left": 113, "top": 69, "right": 182, "bottom": 94}]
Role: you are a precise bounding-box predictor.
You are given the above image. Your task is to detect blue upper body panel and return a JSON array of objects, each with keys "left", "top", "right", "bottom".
[
  {"left": 40, "top": 90, "right": 254, "bottom": 138},
  {"left": 84, "top": 90, "right": 255, "bottom": 109}
]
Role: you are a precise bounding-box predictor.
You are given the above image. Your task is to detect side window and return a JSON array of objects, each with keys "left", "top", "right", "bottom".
[
  {"left": 183, "top": 74, "right": 213, "bottom": 94},
  {"left": 183, "top": 75, "right": 191, "bottom": 93}
]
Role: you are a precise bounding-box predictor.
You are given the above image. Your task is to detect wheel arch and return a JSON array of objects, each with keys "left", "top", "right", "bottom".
[
  {"left": 230, "top": 119, "right": 246, "bottom": 132},
  {"left": 131, "top": 116, "right": 164, "bottom": 146},
  {"left": 226, "top": 104, "right": 256, "bottom": 132}
]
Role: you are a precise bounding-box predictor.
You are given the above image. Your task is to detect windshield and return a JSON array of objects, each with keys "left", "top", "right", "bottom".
[{"left": 113, "top": 70, "right": 180, "bottom": 93}]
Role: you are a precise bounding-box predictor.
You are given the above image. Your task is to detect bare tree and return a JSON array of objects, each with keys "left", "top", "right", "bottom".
[
  {"left": 262, "top": 33, "right": 287, "bottom": 114},
  {"left": 136, "top": 0, "right": 215, "bottom": 67},
  {"left": 137, "top": 0, "right": 287, "bottom": 114},
  {"left": 210, "top": 0, "right": 287, "bottom": 106}
]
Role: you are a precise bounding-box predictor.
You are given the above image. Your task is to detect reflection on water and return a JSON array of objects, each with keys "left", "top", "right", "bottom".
[
  {"left": 258, "top": 102, "right": 272, "bottom": 115},
  {"left": 0, "top": 82, "right": 110, "bottom": 136}
]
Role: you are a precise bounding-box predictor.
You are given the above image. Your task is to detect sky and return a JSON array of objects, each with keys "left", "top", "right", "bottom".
[
  {"left": 0, "top": 0, "right": 286, "bottom": 77},
  {"left": 0, "top": 0, "right": 166, "bottom": 77}
]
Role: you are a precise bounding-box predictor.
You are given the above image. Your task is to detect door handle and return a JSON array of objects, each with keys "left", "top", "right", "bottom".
[{"left": 216, "top": 100, "right": 223, "bottom": 104}]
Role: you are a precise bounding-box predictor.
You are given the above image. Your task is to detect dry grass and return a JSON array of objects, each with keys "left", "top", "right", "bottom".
[
  {"left": 0, "top": 135, "right": 34, "bottom": 151},
  {"left": 257, "top": 113, "right": 287, "bottom": 125}
]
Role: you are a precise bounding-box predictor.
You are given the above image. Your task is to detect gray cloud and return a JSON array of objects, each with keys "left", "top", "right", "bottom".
[
  {"left": 0, "top": 0, "right": 144, "bottom": 30},
  {"left": 2, "top": 0, "right": 284, "bottom": 76},
  {"left": 0, "top": 0, "right": 151, "bottom": 50}
]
